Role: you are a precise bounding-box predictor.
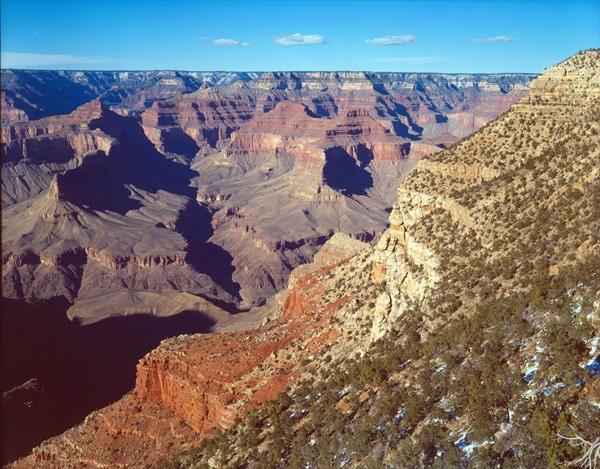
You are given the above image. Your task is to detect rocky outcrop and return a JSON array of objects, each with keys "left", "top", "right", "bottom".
[
  {"left": 513, "top": 52, "right": 600, "bottom": 114},
  {"left": 313, "top": 232, "right": 370, "bottom": 266},
  {"left": 418, "top": 160, "right": 501, "bottom": 182},
  {"left": 372, "top": 189, "right": 439, "bottom": 285},
  {"left": 13, "top": 253, "right": 363, "bottom": 467}
]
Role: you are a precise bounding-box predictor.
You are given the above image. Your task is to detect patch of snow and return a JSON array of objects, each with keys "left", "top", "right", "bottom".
[
  {"left": 500, "top": 423, "right": 513, "bottom": 434},
  {"left": 589, "top": 337, "right": 599, "bottom": 355},
  {"left": 454, "top": 432, "right": 469, "bottom": 449},
  {"left": 541, "top": 382, "right": 565, "bottom": 396},
  {"left": 524, "top": 352, "right": 542, "bottom": 384},
  {"left": 522, "top": 389, "right": 535, "bottom": 399},
  {"left": 394, "top": 406, "right": 406, "bottom": 422},
  {"left": 438, "top": 397, "right": 449, "bottom": 408},
  {"left": 461, "top": 440, "right": 492, "bottom": 456},
  {"left": 523, "top": 366, "right": 537, "bottom": 384},
  {"left": 586, "top": 355, "right": 600, "bottom": 376}
]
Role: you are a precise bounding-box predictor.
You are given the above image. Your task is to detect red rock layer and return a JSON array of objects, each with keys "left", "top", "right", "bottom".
[
  {"left": 1, "top": 100, "right": 115, "bottom": 164},
  {"left": 12, "top": 266, "right": 349, "bottom": 467},
  {"left": 141, "top": 86, "right": 260, "bottom": 151},
  {"left": 226, "top": 102, "right": 410, "bottom": 172}
]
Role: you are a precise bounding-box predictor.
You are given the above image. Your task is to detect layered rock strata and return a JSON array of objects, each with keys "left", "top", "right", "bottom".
[
  {"left": 2, "top": 70, "right": 535, "bottom": 308},
  {"left": 13, "top": 242, "right": 376, "bottom": 467},
  {"left": 12, "top": 51, "right": 600, "bottom": 468}
]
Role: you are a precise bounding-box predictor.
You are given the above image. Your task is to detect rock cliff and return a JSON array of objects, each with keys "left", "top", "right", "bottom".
[{"left": 12, "top": 241, "right": 377, "bottom": 467}]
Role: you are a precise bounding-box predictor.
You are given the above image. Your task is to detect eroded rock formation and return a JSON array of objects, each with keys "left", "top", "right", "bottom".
[
  {"left": 11, "top": 50, "right": 599, "bottom": 468},
  {"left": 2, "top": 69, "right": 535, "bottom": 310}
]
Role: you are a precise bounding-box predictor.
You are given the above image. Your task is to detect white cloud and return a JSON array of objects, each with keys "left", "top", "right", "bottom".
[
  {"left": 473, "top": 35, "right": 513, "bottom": 43},
  {"left": 1, "top": 52, "right": 112, "bottom": 67},
  {"left": 211, "top": 38, "right": 252, "bottom": 48},
  {"left": 272, "top": 33, "right": 326, "bottom": 46},
  {"left": 365, "top": 35, "right": 416, "bottom": 46}
]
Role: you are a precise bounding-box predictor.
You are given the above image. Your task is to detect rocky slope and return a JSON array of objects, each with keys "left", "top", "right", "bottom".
[
  {"left": 2, "top": 100, "right": 116, "bottom": 206},
  {"left": 11, "top": 51, "right": 598, "bottom": 467},
  {"left": 10, "top": 234, "right": 373, "bottom": 467}
]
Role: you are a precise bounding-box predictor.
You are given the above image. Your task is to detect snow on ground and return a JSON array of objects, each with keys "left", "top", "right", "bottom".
[
  {"left": 454, "top": 432, "right": 492, "bottom": 456},
  {"left": 524, "top": 359, "right": 539, "bottom": 384},
  {"left": 581, "top": 337, "right": 599, "bottom": 375}
]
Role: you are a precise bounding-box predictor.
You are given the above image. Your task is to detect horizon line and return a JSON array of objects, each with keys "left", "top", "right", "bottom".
[{"left": 1, "top": 68, "right": 540, "bottom": 75}]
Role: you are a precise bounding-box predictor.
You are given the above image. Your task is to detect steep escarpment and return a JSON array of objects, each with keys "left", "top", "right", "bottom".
[
  {"left": 1, "top": 100, "right": 117, "bottom": 206},
  {"left": 141, "top": 71, "right": 534, "bottom": 158}
]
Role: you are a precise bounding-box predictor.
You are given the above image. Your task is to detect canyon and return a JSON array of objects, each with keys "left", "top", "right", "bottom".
[
  {"left": 1, "top": 68, "right": 535, "bottom": 464},
  {"left": 4, "top": 50, "right": 598, "bottom": 467},
  {"left": 2, "top": 69, "right": 535, "bottom": 311}
]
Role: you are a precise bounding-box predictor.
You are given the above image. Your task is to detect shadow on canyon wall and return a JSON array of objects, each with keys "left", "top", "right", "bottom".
[{"left": 1, "top": 297, "right": 216, "bottom": 465}]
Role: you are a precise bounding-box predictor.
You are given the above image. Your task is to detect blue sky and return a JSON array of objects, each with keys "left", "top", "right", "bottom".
[{"left": 1, "top": 0, "right": 598, "bottom": 72}]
